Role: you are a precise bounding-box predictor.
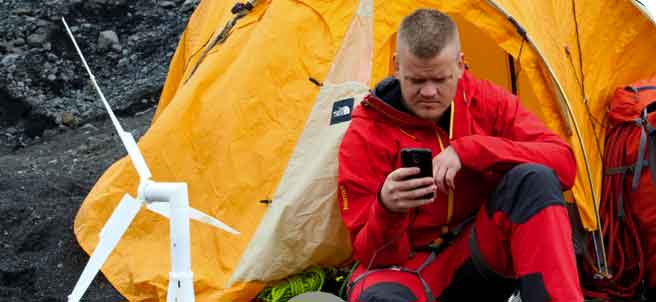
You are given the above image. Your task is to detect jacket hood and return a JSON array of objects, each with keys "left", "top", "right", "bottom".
[{"left": 371, "top": 76, "right": 408, "bottom": 114}]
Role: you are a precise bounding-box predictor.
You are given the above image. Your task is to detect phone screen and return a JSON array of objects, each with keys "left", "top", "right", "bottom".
[
  {"left": 400, "top": 148, "right": 434, "bottom": 200},
  {"left": 400, "top": 148, "right": 433, "bottom": 179}
]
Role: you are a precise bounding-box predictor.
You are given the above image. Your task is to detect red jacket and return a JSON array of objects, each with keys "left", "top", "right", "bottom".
[{"left": 337, "top": 70, "right": 576, "bottom": 267}]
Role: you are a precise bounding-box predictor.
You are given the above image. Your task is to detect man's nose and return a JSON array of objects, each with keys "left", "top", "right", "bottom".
[{"left": 419, "top": 83, "right": 438, "bottom": 97}]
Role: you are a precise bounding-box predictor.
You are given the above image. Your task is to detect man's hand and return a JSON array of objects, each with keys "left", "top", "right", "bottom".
[
  {"left": 380, "top": 167, "right": 436, "bottom": 213},
  {"left": 433, "top": 146, "right": 462, "bottom": 193}
]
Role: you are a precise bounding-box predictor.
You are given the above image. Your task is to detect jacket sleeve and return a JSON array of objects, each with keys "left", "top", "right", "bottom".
[
  {"left": 450, "top": 81, "right": 577, "bottom": 189},
  {"left": 338, "top": 121, "right": 412, "bottom": 267}
]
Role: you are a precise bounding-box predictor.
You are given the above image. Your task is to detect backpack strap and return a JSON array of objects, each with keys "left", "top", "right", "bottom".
[
  {"left": 605, "top": 161, "right": 648, "bottom": 220},
  {"left": 631, "top": 109, "right": 651, "bottom": 190},
  {"left": 624, "top": 85, "right": 656, "bottom": 93},
  {"left": 648, "top": 123, "right": 656, "bottom": 187}
]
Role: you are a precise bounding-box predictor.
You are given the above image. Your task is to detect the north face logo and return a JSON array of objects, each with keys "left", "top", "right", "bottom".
[
  {"left": 333, "top": 105, "right": 351, "bottom": 118},
  {"left": 330, "top": 98, "right": 354, "bottom": 125}
]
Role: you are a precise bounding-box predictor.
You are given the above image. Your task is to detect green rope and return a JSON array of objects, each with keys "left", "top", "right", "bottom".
[
  {"left": 257, "top": 267, "right": 326, "bottom": 302},
  {"left": 338, "top": 261, "right": 359, "bottom": 299}
]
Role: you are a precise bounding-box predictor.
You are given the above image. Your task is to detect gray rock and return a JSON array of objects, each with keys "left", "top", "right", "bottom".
[
  {"left": 43, "top": 129, "right": 58, "bottom": 138},
  {"left": 158, "top": 1, "right": 176, "bottom": 9},
  {"left": 97, "top": 30, "right": 119, "bottom": 51},
  {"left": 80, "top": 123, "right": 98, "bottom": 132},
  {"left": 43, "top": 42, "right": 52, "bottom": 51},
  {"left": 48, "top": 74, "right": 56, "bottom": 81},
  {"left": 37, "top": 20, "right": 50, "bottom": 27},
  {"left": 1, "top": 54, "right": 20, "bottom": 66},
  {"left": 84, "top": 0, "right": 128, "bottom": 10},
  {"left": 111, "top": 43, "right": 122, "bottom": 52},
  {"left": 11, "top": 38, "right": 26, "bottom": 47},
  {"left": 27, "top": 33, "right": 48, "bottom": 47},
  {"left": 60, "top": 112, "right": 78, "bottom": 127},
  {"left": 14, "top": 7, "right": 33, "bottom": 16},
  {"left": 183, "top": 0, "right": 201, "bottom": 8}
]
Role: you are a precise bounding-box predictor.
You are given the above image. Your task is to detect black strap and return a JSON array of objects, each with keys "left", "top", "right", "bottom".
[
  {"left": 619, "top": 171, "right": 627, "bottom": 220},
  {"left": 625, "top": 85, "right": 656, "bottom": 93},
  {"left": 633, "top": 118, "right": 646, "bottom": 189},
  {"left": 605, "top": 160, "right": 648, "bottom": 175},
  {"left": 605, "top": 162, "right": 644, "bottom": 220},
  {"left": 468, "top": 226, "right": 512, "bottom": 281},
  {"left": 647, "top": 102, "right": 656, "bottom": 114},
  {"left": 420, "top": 215, "right": 476, "bottom": 254},
  {"left": 648, "top": 124, "right": 656, "bottom": 187}
]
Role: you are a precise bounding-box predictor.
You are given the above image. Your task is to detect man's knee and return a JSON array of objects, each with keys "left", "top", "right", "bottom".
[
  {"left": 486, "top": 163, "right": 565, "bottom": 224},
  {"left": 354, "top": 282, "right": 418, "bottom": 302}
]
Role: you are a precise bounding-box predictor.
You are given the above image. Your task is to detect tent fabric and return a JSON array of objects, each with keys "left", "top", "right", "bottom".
[
  {"left": 74, "top": 0, "right": 656, "bottom": 301},
  {"left": 227, "top": 0, "right": 373, "bottom": 283}
]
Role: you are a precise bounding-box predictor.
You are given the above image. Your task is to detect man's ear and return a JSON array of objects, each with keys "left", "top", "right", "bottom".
[{"left": 456, "top": 52, "right": 465, "bottom": 78}]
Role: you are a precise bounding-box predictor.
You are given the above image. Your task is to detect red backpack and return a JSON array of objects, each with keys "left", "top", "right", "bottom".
[{"left": 582, "top": 79, "right": 656, "bottom": 300}]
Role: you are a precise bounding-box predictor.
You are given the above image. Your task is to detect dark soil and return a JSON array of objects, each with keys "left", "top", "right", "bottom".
[
  {"left": 0, "top": 0, "right": 200, "bottom": 301},
  {"left": 0, "top": 110, "right": 153, "bottom": 302}
]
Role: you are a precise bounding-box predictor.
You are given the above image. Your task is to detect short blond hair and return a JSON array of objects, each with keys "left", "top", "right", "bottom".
[{"left": 396, "top": 9, "right": 460, "bottom": 59}]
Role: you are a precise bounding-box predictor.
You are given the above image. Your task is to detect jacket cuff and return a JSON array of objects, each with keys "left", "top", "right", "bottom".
[{"left": 373, "top": 193, "right": 410, "bottom": 227}]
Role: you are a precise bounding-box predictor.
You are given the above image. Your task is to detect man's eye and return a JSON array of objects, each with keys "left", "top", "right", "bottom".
[
  {"left": 410, "top": 79, "right": 424, "bottom": 84},
  {"left": 437, "top": 75, "right": 453, "bottom": 83}
]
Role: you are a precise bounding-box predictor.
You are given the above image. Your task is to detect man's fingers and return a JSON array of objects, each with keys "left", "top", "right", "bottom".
[
  {"left": 394, "top": 176, "right": 434, "bottom": 192},
  {"left": 396, "top": 197, "right": 435, "bottom": 210},
  {"left": 434, "top": 165, "right": 447, "bottom": 193},
  {"left": 445, "top": 168, "right": 457, "bottom": 190},
  {"left": 397, "top": 184, "right": 436, "bottom": 200},
  {"left": 391, "top": 167, "right": 421, "bottom": 180}
]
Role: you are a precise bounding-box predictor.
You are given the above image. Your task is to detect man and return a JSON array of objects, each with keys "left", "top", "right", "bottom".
[{"left": 337, "top": 9, "right": 583, "bottom": 302}]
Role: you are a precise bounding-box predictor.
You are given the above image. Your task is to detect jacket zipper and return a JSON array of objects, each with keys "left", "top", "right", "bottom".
[{"left": 365, "top": 97, "right": 457, "bottom": 235}]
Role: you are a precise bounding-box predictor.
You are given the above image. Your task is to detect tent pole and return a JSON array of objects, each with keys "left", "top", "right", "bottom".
[{"left": 484, "top": 0, "right": 609, "bottom": 277}]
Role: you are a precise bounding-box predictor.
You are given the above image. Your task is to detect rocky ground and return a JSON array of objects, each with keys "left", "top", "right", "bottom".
[{"left": 0, "top": 0, "right": 199, "bottom": 301}]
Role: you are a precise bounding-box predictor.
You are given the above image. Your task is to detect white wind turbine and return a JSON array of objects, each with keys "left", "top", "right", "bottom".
[{"left": 61, "top": 18, "right": 239, "bottom": 302}]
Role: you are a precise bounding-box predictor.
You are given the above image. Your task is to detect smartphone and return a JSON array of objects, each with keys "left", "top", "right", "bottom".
[
  {"left": 400, "top": 148, "right": 434, "bottom": 199},
  {"left": 401, "top": 148, "right": 433, "bottom": 179}
]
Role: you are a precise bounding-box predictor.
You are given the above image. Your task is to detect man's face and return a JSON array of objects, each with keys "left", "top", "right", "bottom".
[{"left": 394, "top": 41, "right": 464, "bottom": 122}]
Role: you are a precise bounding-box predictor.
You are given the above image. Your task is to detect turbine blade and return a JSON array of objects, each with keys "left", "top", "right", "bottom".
[
  {"left": 68, "top": 194, "right": 142, "bottom": 302},
  {"left": 119, "top": 131, "right": 152, "bottom": 181},
  {"left": 145, "top": 202, "right": 239, "bottom": 235},
  {"left": 61, "top": 18, "right": 152, "bottom": 181},
  {"left": 188, "top": 207, "right": 240, "bottom": 235}
]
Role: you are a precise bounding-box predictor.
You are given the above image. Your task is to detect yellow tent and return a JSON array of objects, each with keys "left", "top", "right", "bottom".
[{"left": 74, "top": 0, "right": 656, "bottom": 300}]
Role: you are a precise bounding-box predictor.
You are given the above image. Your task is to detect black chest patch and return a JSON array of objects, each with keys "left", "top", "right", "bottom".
[{"left": 330, "top": 98, "right": 354, "bottom": 125}]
